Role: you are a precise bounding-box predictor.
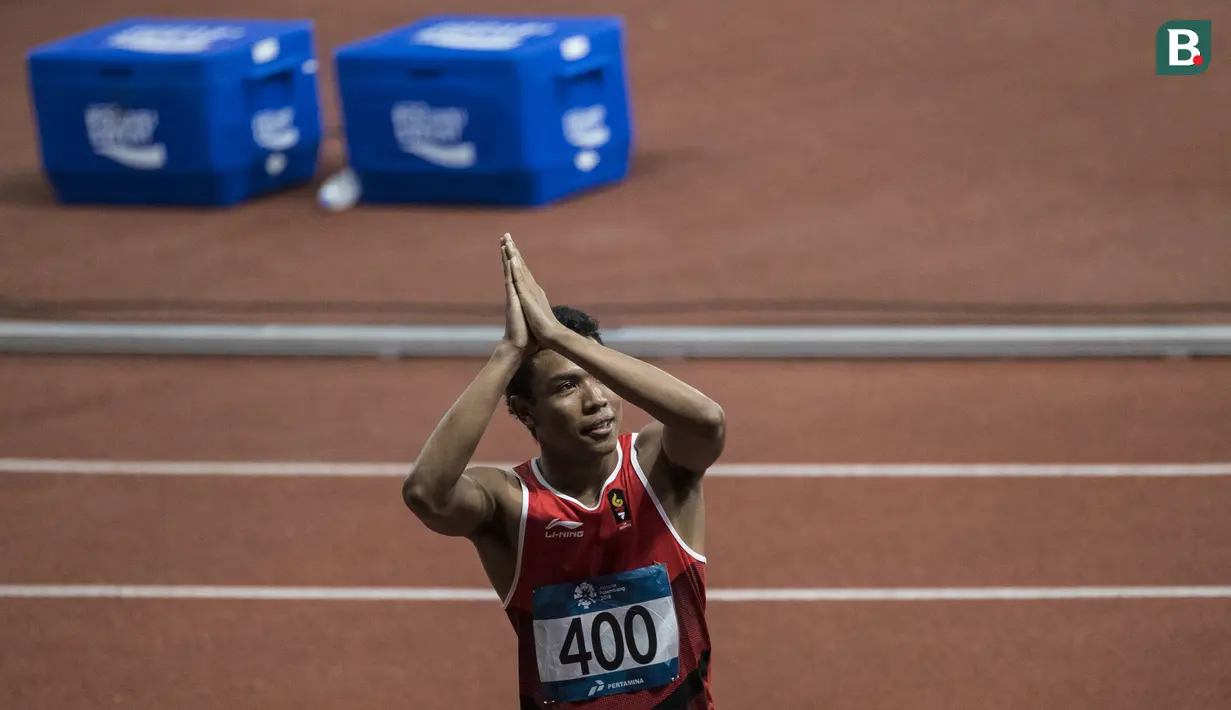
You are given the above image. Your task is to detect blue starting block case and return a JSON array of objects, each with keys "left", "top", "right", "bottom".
[
  {"left": 334, "top": 15, "right": 633, "bottom": 207},
  {"left": 26, "top": 17, "right": 323, "bottom": 206}
]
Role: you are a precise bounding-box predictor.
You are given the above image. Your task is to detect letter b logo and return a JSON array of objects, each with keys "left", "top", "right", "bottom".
[{"left": 1157, "top": 20, "right": 1211, "bottom": 75}]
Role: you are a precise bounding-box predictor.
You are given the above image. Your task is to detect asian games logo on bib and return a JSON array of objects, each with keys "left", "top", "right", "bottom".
[{"left": 573, "top": 582, "right": 597, "bottom": 609}]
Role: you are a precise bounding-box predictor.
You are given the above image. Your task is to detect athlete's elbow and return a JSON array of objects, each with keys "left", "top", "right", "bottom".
[
  {"left": 402, "top": 466, "right": 447, "bottom": 516},
  {"left": 697, "top": 402, "right": 726, "bottom": 438},
  {"left": 401, "top": 474, "right": 425, "bottom": 511}
]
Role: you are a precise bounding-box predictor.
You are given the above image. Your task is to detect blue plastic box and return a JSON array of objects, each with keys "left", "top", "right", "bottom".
[
  {"left": 334, "top": 15, "right": 633, "bottom": 207},
  {"left": 27, "top": 18, "right": 323, "bottom": 206}
]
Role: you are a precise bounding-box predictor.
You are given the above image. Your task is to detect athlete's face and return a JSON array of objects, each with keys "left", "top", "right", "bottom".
[{"left": 521, "top": 349, "right": 622, "bottom": 457}]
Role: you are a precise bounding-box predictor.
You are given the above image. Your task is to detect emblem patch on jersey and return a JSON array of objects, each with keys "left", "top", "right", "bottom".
[
  {"left": 531, "top": 564, "right": 680, "bottom": 703},
  {"left": 608, "top": 488, "right": 632, "bottom": 529}
]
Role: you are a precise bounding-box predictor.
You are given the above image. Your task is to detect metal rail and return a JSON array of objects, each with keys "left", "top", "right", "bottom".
[{"left": 1, "top": 321, "right": 1229, "bottom": 358}]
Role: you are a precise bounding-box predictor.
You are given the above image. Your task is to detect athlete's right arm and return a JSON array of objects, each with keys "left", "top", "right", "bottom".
[
  {"left": 402, "top": 344, "right": 523, "bottom": 537},
  {"left": 401, "top": 235, "right": 533, "bottom": 538}
]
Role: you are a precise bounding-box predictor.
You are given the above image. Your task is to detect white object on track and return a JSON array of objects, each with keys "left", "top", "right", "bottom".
[{"left": 317, "top": 167, "right": 361, "bottom": 212}]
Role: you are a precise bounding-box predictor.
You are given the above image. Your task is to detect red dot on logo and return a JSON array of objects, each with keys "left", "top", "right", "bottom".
[{"left": 1194, "top": 55, "right": 1204, "bottom": 65}]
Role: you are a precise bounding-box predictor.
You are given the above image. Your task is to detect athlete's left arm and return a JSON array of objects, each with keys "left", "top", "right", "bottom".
[{"left": 503, "top": 237, "right": 725, "bottom": 476}]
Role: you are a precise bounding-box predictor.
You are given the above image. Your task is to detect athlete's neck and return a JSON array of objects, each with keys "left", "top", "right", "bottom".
[{"left": 536, "top": 445, "right": 621, "bottom": 506}]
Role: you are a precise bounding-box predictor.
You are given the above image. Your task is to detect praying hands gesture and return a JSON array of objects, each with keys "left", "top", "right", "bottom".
[{"left": 501, "top": 233, "right": 566, "bottom": 350}]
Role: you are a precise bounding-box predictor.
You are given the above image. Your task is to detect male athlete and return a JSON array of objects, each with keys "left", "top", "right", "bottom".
[{"left": 403, "top": 234, "right": 725, "bottom": 709}]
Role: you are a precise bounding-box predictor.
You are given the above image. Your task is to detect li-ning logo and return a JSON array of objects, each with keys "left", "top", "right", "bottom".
[
  {"left": 412, "top": 21, "right": 555, "bottom": 51},
  {"left": 391, "top": 101, "right": 476, "bottom": 168},
  {"left": 252, "top": 107, "right": 300, "bottom": 152},
  {"left": 545, "top": 518, "right": 584, "bottom": 538},
  {"left": 84, "top": 104, "right": 166, "bottom": 170},
  {"left": 1157, "top": 20, "right": 1212, "bottom": 75},
  {"left": 106, "top": 24, "right": 246, "bottom": 54}
]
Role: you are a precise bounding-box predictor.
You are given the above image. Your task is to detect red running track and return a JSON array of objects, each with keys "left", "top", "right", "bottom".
[{"left": 2, "top": 356, "right": 1230, "bottom": 708}]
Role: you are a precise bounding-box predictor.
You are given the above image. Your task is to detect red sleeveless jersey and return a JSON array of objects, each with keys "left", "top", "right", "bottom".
[{"left": 502, "top": 432, "right": 714, "bottom": 709}]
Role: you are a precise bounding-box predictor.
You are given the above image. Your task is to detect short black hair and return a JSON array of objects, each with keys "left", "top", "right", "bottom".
[{"left": 505, "top": 305, "right": 603, "bottom": 418}]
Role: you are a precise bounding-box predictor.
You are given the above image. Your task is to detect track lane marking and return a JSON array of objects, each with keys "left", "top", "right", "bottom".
[
  {"left": 2, "top": 459, "right": 1230, "bottom": 478},
  {"left": 2, "top": 585, "right": 1230, "bottom": 601}
]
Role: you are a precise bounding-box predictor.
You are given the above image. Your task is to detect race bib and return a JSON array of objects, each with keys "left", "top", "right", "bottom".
[{"left": 532, "top": 564, "right": 680, "bottom": 703}]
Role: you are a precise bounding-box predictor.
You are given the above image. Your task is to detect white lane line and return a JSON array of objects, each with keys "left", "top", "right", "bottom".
[
  {"left": 0, "top": 586, "right": 495, "bottom": 601},
  {"left": 1, "top": 585, "right": 1230, "bottom": 601},
  {"left": 710, "top": 586, "right": 1231, "bottom": 601},
  {"left": 0, "top": 459, "right": 411, "bottom": 477},
  {"left": 2, "top": 459, "right": 1230, "bottom": 478}
]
